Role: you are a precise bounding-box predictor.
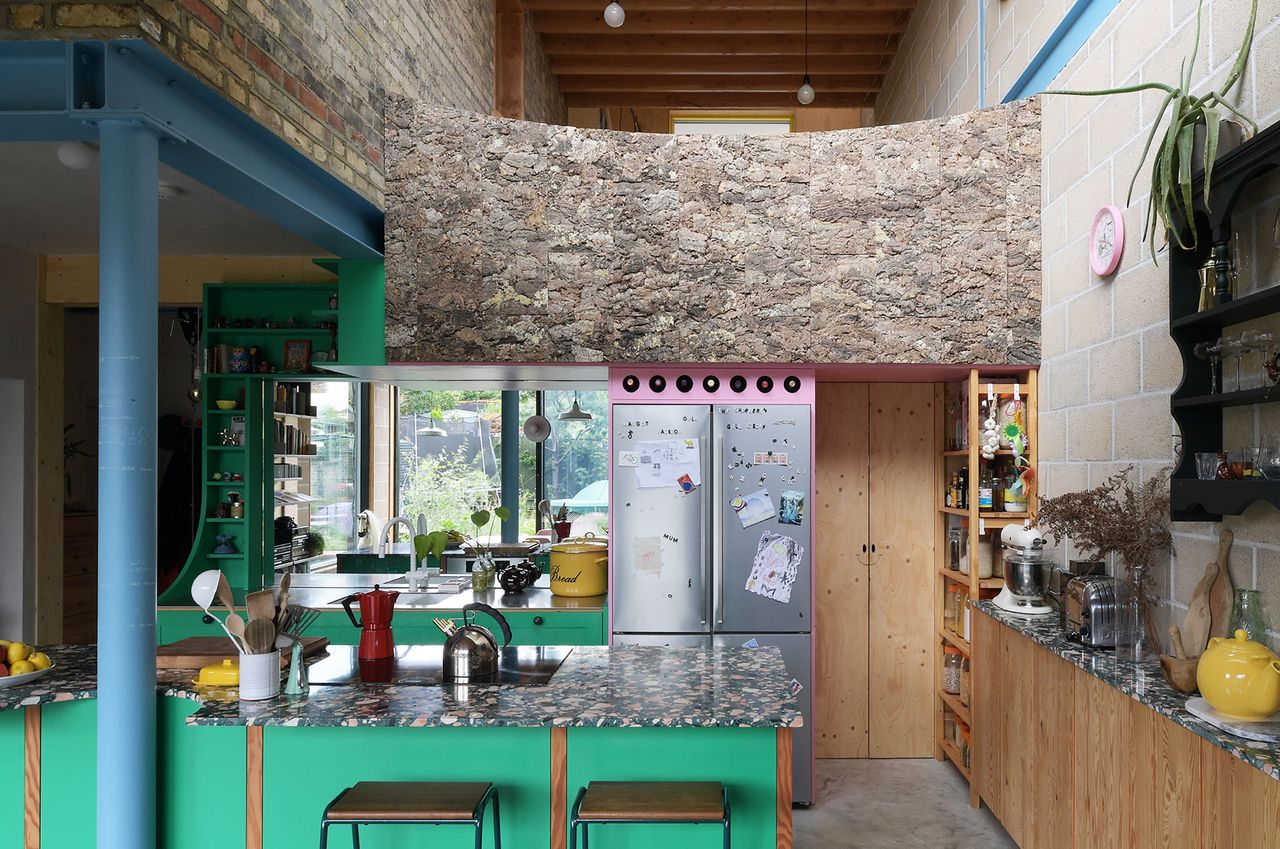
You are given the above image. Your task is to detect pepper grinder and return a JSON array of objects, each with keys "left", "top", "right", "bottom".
[
  {"left": 1212, "top": 241, "right": 1233, "bottom": 306},
  {"left": 284, "top": 639, "right": 309, "bottom": 696}
]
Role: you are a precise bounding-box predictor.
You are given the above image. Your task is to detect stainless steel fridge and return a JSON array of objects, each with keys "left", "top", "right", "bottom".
[{"left": 610, "top": 403, "right": 814, "bottom": 804}]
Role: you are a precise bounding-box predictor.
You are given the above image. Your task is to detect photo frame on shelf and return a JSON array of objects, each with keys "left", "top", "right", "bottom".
[{"left": 282, "top": 340, "right": 312, "bottom": 373}]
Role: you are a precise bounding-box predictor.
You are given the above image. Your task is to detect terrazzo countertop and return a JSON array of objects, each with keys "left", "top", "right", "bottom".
[
  {"left": 0, "top": 644, "right": 803, "bottom": 733},
  {"left": 972, "top": 601, "right": 1280, "bottom": 781}
]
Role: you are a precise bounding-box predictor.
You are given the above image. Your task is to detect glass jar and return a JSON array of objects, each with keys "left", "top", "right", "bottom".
[
  {"left": 1229, "top": 588, "right": 1268, "bottom": 642},
  {"left": 960, "top": 723, "right": 971, "bottom": 768},
  {"left": 959, "top": 656, "right": 971, "bottom": 706},
  {"left": 945, "top": 583, "right": 964, "bottom": 633},
  {"left": 943, "top": 647, "right": 963, "bottom": 694},
  {"left": 943, "top": 713, "right": 957, "bottom": 746},
  {"left": 947, "top": 526, "right": 962, "bottom": 571}
]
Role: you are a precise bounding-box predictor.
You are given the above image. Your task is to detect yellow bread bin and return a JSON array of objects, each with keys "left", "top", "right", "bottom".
[
  {"left": 1196, "top": 629, "right": 1280, "bottom": 720},
  {"left": 549, "top": 535, "right": 608, "bottom": 597},
  {"left": 194, "top": 658, "right": 240, "bottom": 687}
]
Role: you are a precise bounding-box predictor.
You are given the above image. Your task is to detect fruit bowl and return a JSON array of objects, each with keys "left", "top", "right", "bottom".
[
  {"left": 0, "top": 663, "right": 55, "bottom": 689},
  {"left": 215, "top": 400, "right": 238, "bottom": 410}
]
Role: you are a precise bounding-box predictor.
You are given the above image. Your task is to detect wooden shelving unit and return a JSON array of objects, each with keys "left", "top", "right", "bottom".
[{"left": 933, "top": 368, "right": 1038, "bottom": 808}]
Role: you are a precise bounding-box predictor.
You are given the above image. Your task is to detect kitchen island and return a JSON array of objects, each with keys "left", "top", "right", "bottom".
[{"left": 2, "top": 644, "right": 799, "bottom": 849}]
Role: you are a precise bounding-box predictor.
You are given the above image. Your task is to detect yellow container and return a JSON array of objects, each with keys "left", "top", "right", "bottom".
[
  {"left": 1196, "top": 629, "right": 1280, "bottom": 721},
  {"left": 549, "top": 536, "right": 608, "bottom": 597},
  {"left": 194, "top": 658, "right": 240, "bottom": 687}
]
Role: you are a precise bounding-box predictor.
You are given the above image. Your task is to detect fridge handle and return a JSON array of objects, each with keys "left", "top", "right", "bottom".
[
  {"left": 698, "top": 435, "right": 708, "bottom": 626},
  {"left": 713, "top": 428, "right": 725, "bottom": 625}
]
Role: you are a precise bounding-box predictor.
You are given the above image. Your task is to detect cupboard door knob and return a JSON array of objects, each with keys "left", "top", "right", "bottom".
[
  {"left": 201, "top": 614, "right": 215, "bottom": 625},
  {"left": 533, "top": 616, "right": 544, "bottom": 625}
]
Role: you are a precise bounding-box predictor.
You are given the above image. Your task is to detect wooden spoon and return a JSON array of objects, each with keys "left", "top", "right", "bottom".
[
  {"left": 216, "top": 572, "right": 236, "bottom": 617},
  {"left": 225, "top": 613, "right": 247, "bottom": 653},
  {"left": 244, "top": 617, "right": 277, "bottom": 655},
  {"left": 1168, "top": 625, "right": 1187, "bottom": 660},
  {"left": 246, "top": 590, "right": 276, "bottom": 623}
]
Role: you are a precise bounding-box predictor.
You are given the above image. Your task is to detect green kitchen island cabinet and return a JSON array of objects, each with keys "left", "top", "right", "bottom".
[{"left": 3, "top": 643, "right": 797, "bottom": 848}]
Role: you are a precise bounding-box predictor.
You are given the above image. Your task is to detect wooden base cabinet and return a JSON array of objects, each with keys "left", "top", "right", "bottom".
[{"left": 974, "top": 613, "right": 1280, "bottom": 849}]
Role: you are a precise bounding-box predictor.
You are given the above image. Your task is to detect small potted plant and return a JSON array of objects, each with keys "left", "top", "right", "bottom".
[
  {"left": 1048, "top": 0, "right": 1258, "bottom": 258},
  {"left": 415, "top": 507, "right": 511, "bottom": 590}
]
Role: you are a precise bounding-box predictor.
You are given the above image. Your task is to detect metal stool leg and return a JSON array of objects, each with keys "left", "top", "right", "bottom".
[
  {"left": 582, "top": 821, "right": 589, "bottom": 849},
  {"left": 350, "top": 823, "right": 360, "bottom": 849},
  {"left": 319, "top": 821, "right": 329, "bottom": 849},
  {"left": 722, "top": 786, "right": 732, "bottom": 849},
  {"left": 491, "top": 789, "right": 502, "bottom": 849}
]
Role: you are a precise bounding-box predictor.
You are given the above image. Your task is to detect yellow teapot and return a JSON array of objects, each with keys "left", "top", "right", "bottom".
[{"left": 1196, "top": 629, "right": 1280, "bottom": 721}]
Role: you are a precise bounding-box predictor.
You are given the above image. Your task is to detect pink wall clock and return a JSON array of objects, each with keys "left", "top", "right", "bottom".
[{"left": 1089, "top": 204, "right": 1124, "bottom": 276}]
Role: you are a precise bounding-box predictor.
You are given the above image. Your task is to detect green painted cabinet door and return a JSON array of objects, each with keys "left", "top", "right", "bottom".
[
  {"left": 264, "top": 725, "right": 549, "bottom": 848},
  {"left": 565, "top": 727, "right": 779, "bottom": 849},
  {"left": 0, "top": 710, "right": 23, "bottom": 849},
  {"left": 501, "top": 611, "right": 605, "bottom": 646}
]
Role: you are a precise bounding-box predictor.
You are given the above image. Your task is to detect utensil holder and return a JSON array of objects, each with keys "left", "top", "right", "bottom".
[{"left": 239, "top": 650, "right": 281, "bottom": 701}]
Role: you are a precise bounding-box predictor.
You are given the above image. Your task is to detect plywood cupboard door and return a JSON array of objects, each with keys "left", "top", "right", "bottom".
[
  {"left": 1126, "top": 697, "right": 1201, "bottom": 849},
  {"left": 868, "top": 384, "right": 935, "bottom": 758},
  {"left": 814, "top": 383, "right": 870, "bottom": 758},
  {"left": 972, "top": 613, "right": 1001, "bottom": 817},
  {"left": 1072, "top": 672, "right": 1125, "bottom": 849},
  {"left": 1030, "top": 650, "right": 1074, "bottom": 849},
  {"left": 1200, "top": 737, "right": 1280, "bottom": 849}
]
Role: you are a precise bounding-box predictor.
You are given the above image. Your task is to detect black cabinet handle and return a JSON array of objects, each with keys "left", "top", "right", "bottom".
[
  {"left": 201, "top": 614, "right": 215, "bottom": 625},
  {"left": 533, "top": 616, "right": 544, "bottom": 626}
]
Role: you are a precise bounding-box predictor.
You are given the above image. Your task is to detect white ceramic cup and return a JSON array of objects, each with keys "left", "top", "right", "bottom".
[{"left": 238, "top": 650, "right": 281, "bottom": 701}]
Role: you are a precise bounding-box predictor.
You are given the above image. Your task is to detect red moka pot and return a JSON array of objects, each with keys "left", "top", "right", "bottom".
[{"left": 339, "top": 584, "right": 400, "bottom": 662}]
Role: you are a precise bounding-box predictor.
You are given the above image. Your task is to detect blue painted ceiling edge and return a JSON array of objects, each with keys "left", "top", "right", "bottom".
[
  {"left": 1003, "top": 0, "right": 1123, "bottom": 103},
  {"left": 0, "top": 38, "right": 383, "bottom": 258}
]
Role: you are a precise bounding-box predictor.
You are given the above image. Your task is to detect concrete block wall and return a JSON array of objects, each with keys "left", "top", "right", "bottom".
[
  {"left": 877, "top": 0, "right": 980, "bottom": 124},
  {"left": 1038, "top": 0, "right": 1280, "bottom": 648},
  {"left": 0, "top": 1, "right": 566, "bottom": 204}
]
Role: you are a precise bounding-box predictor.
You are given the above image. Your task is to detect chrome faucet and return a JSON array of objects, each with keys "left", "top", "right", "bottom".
[{"left": 378, "top": 515, "right": 422, "bottom": 590}]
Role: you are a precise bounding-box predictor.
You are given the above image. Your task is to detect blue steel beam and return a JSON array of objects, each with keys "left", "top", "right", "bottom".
[
  {"left": 97, "top": 118, "right": 160, "bottom": 849},
  {"left": 501, "top": 390, "right": 521, "bottom": 543},
  {"left": 0, "top": 39, "right": 383, "bottom": 257}
]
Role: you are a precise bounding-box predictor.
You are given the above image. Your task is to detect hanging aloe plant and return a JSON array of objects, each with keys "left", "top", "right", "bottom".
[{"left": 1048, "top": 0, "right": 1258, "bottom": 259}]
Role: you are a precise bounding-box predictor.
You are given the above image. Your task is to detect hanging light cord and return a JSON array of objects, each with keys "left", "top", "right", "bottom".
[{"left": 804, "top": 0, "right": 809, "bottom": 79}]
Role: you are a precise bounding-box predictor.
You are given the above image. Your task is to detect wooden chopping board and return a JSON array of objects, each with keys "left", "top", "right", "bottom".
[
  {"left": 1208, "top": 529, "right": 1234, "bottom": 640},
  {"left": 1182, "top": 561, "right": 1218, "bottom": 657},
  {"left": 157, "top": 636, "right": 329, "bottom": 669}
]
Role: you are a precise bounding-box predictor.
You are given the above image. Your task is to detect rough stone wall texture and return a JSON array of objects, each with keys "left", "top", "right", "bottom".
[
  {"left": 0, "top": 1, "right": 566, "bottom": 204},
  {"left": 384, "top": 97, "right": 1042, "bottom": 365}
]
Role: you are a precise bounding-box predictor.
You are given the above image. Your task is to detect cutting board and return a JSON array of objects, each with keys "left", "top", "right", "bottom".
[
  {"left": 1186, "top": 697, "right": 1280, "bottom": 744},
  {"left": 156, "top": 636, "right": 329, "bottom": 669},
  {"left": 1208, "top": 529, "right": 1234, "bottom": 639}
]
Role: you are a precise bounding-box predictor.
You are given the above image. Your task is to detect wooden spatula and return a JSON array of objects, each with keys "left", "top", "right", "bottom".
[
  {"left": 246, "top": 590, "right": 276, "bottom": 623},
  {"left": 244, "top": 617, "right": 276, "bottom": 655},
  {"left": 1182, "top": 560, "right": 1219, "bottom": 656},
  {"left": 1208, "top": 529, "right": 1234, "bottom": 639}
]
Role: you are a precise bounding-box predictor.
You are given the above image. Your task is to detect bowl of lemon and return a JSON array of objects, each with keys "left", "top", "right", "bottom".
[{"left": 0, "top": 640, "right": 54, "bottom": 688}]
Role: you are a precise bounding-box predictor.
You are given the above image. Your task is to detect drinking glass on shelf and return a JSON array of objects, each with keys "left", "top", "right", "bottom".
[
  {"left": 1195, "top": 452, "right": 1220, "bottom": 480},
  {"left": 1193, "top": 340, "right": 1223, "bottom": 395},
  {"left": 1220, "top": 334, "right": 1247, "bottom": 392},
  {"left": 1260, "top": 436, "right": 1280, "bottom": 480},
  {"left": 1242, "top": 329, "right": 1275, "bottom": 390}
]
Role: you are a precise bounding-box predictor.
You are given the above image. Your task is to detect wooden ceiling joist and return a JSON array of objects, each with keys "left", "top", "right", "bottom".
[
  {"left": 532, "top": 10, "right": 908, "bottom": 35},
  {"left": 549, "top": 54, "right": 891, "bottom": 75},
  {"left": 564, "top": 91, "right": 876, "bottom": 108},
  {"left": 540, "top": 33, "right": 900, "bottom": 55},
  {"left": 558, "top": 74, "right": 882, "bottom": 93}
]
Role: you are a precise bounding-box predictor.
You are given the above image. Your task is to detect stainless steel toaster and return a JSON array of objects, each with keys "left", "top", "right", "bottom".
[{"left": 1064, "top": 575, "right": 1119, "bottom": 647}]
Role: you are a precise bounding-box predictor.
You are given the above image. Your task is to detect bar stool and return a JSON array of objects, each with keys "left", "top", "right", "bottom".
[
  {"left": 569, "top": 781, "right": 730, "bottom": 849},
  {"left": 318, "top": 781, "right": 501, "bottom": 848}
]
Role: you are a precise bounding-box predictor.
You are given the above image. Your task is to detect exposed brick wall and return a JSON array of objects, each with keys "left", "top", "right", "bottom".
[
  {"left": 384, "top": 99, "right": 1041, "bottom": 366},
  {"left": 0, "top": 1, "right": 567, "bottom": 205}
]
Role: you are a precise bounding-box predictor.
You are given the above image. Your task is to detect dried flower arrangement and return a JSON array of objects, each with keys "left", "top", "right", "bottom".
[{"left": 1037, "top": 467, "right": 1173, "bottom": 653}]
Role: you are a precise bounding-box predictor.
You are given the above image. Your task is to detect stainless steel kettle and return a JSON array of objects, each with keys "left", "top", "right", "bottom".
[{"left": 443, "top": 602, "right": 513, "bottom": 683}]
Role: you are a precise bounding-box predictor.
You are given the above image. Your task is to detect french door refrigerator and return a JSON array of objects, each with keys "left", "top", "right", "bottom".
[{"left": 611, "top": 403, "right": 813, "bottom": 804}]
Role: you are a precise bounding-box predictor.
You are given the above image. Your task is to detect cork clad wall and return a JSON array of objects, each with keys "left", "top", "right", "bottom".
[
  {"left": 384, "top": 98, "right": 1042, "bottom": 365},
  {"left": 0, "top": 0, "right": 566, "bottom": 203}
]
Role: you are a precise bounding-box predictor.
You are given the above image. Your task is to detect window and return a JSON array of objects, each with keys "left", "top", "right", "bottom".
[
  {"left": 309, "top": 381, "right": 359, "bottom": 552},
  {"left": 541, "top": 390, "right": 609, "bottom": 527},
  {"left": 670, "top": 112, "right": 795, "bottom": 135}
]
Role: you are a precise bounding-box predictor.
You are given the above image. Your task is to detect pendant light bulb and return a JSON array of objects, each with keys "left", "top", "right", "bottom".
[
  {"left": 797, "top": 76, "right": 816, "bottom": 105},
  {"left": 603, "top": 1, "right": 625, "bottom": 27}
]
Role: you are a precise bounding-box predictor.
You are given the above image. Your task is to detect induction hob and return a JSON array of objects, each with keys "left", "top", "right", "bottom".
[{"left": 306, "top": 645, "right": 572, "bottom": 686}]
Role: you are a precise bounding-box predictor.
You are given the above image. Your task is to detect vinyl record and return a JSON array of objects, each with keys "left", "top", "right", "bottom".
[{"left": 523, "top": 415, "right": 552, "bottom": 443}]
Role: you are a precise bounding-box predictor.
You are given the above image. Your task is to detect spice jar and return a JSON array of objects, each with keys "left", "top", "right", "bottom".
[
  {"left": 943, "top": 647, "right": 963, "bottom": 694},
  {"left": 959, "top": 655, "right": 971, "bottom": 705}
]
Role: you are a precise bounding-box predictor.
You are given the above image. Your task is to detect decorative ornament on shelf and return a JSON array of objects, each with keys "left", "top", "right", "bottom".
[
  {"left": 980, "top": 413, "right": 999, "bottom": 461},
  {"left": 603, "top": 1, "right": 624, "bottom": 27},
  {"left": 218, "top": 427, "right": 238, "bottom": 446},
  {"left": 1089, "top": 205, "right": 1125, "bottom": 277},
  {"left": 212, "top": 534, "right": 239, "bottom": 555}
]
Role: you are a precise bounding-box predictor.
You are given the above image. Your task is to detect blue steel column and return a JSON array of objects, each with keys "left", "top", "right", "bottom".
[
  {"left": 98, "top": 119, "right": 160, "bottom": 849},
  {"left": 501, "top": 390, "right": 520, "bottom": 542}
]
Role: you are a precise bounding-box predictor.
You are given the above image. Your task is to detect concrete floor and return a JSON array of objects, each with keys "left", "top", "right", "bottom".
[{"left": 793, "top": 759, "right": 1017, "bottom": 848}]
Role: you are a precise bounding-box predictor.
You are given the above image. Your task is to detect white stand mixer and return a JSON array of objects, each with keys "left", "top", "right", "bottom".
[{"left": 993, "top": 521, "right": 1055, "bottom": 616}]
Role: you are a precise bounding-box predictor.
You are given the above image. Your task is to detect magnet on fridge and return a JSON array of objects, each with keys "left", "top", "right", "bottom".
[
  {"left": 617, "top": 450, "right": 640, "bottom": 467},
  {"left": 677, "top": 473, "right": 695, "bottom": 494},
  {"left": 741, "top": 638, "right": 760, "bottom": 649},
  {"left": 731, "top": 495, "right": 747, "bottom": 512},
  {"left": 789, "top": 677, "right": 804, "bottom": 696}
]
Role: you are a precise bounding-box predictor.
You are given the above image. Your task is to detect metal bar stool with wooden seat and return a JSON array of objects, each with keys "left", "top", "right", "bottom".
[
  {"left": 569, "top": 781, "right": 730, "bottom": 849},
  {"left": 319, "top": 781, "right": 501, "bottom": 848}
]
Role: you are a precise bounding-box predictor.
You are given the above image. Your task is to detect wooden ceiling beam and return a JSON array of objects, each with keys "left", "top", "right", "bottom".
[
  {"left": 549, "top": 54, "right": 891, "bottom": 74},
  {"left": 531, "top": 10, "right": 907, "bottom": 34},
  {"left": 558, "top": 74, "right": 882, "bottom": 92},
  {"left": 526, "top": 0, "right": 917, "bottom": 10},
  {"left": 541, "top": 33, "right": 899, "bottom": 54},
  {"left": 565, "top": 91, "right": 875, "bottom": 108}
]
